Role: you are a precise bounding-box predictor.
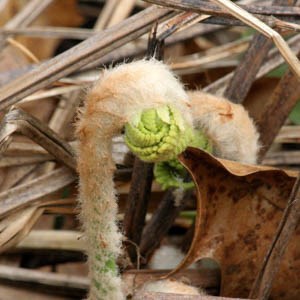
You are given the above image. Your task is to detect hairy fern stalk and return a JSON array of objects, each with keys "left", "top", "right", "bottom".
[{"left": 76, "top": 60, "right": 193, "bottom": 299}]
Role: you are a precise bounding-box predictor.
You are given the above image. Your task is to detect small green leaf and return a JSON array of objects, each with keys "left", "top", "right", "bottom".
[
  {"left": 156, "top": 106, "right": 171, "bottom": 124},
  {"left": 289, "top": 101, "right": 300, "bottom": 125},
  {"left": 267, "top": 64, "right": 288, "bottom": 78}
]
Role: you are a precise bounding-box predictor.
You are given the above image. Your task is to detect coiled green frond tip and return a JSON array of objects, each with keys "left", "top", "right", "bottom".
[
  {"left": 154, "top": 159, "right": 194, "bottom": 190},
  {"left": 125, "top": 106, "right": 193, "bottom": 162},
  {"left": 154, "top": 130, "right": 212, "bottom": 190}
]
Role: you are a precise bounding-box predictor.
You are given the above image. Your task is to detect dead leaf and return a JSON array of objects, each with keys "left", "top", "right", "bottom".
[{"left": 170, "top": 147, "right": 299, "bottom": 299}]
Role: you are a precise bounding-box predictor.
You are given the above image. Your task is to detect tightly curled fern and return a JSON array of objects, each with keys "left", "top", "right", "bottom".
[
  {"left": 125, "top": 105, "right": 212, "bottom": 190},
  {"left": 125, "top": 105, "right": 194, "bottom": 162},
  {"left": 154, "top": 130, "right": 212, "bottom": 190}
]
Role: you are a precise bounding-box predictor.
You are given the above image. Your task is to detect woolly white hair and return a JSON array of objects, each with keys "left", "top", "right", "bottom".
[
  {"left": 90, "top": 59, "right": 193, "bottom": 128},
  {"left": 149, "top": 245, "right": 186, "bottom": 270},
  {"left": 189, "top": 91, "right": 260, "bottom": 164},
  {"left": 141, "top": 279, "right": 205, "bottom": 296}
]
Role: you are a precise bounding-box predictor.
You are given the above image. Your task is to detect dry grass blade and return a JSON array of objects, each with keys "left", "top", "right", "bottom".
[
  {"left": 5, "top": 142, "right": 49, "bottom": 155},
  {"left": 94, "top": 0, "right": 119, "bottom": 30},
  {"left": 275, "top": 126, "right": 300, "bottom": 144},
  {"left": 0, "top": 207, "right": 44, "bottom": 253},
  {"left": 146, "top": 0, "right": 300, "bottom": 77},
  {"left": 263, "top": 151, "right": 300, "bottom": 166},
  {"left": 0, "top": 108, "right": 76, "bottom": 170},
  {"left": 145, "top": 0, "right": 300, "bottom": 17},
  {"left": 145, "top": 0, "right": 300, "bottom": 30},
  {"left": 205, "top": 33, "right": 300, "bottom": 95},
  {"left": 223, "top": 0, "right": 296, "bottom": 104},
  {"left": 2, "top": 0, "right": 53, "bottom": 29},
  {"left": 210, "top": 0, "right": 300, "bottom": 78},
  {"left": 17, "top": 230, "right": 84, "bottom": 252},
  {"left": 6, "top": 38, "right": 39, "bottom": 63},
  {"left": 133, "top": 293, "right": 249, "bottom": 299},
  {"left": 0, "top": 154, "right": 53, "bottom": 168},
  {"left": 0, "top": 265, "right": 89, "bottom": 298},
  {"left": 170, "top": 37, "right": 249, "bottom": 72},
  {"left": 20, "top": 85, "right": 83, "bottom": 103},
  {"left": 104, "top": 0, "right": 136, "bottom": 28},
  {"left": 157, "top": 11, "right": 210, "bottom": 39},
  {"left": 0, "top": 26, "right": 94, "bottom": 40},
  {"left": 0, "top": 167, "right": 75, "bottom": 218}
]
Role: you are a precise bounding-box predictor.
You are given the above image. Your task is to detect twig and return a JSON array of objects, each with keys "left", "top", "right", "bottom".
[
  {"left": 140, "top": 189, "right": 193, "bottom": 264},
  {"left": 249, "top": 174, "right": 300, "bottom": 299},
  {"left": 124, "top": 159, "right": 154, "bottom": 263},
  {"left": 257, "top": 67, "right": 300, "bottom": 161}
]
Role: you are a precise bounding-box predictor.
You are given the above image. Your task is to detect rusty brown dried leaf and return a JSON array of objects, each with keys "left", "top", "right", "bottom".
[{"left": 167, "top": 148, "right": 299, "bottom": 299}]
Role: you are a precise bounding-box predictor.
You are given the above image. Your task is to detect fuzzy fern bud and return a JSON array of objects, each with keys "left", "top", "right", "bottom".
[{"left": 125, "top": 105, "right": 194, "bottom": 162}]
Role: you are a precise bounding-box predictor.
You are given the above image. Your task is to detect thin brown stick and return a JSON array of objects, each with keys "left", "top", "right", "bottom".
[
  {"left": 257, "top": 68, "right": 300, "bottom": 161},
  {"left": 124, "top": 159, "right": 154, "bottom": 263},
  {"left": 249, "top": 174, "right": 300, "bottom": 299},
  {"left": 140, "top": 189, "right": 193, "bottom": 264}
]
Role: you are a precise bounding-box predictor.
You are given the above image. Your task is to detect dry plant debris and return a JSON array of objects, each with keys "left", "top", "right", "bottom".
[{"left": 0, "top": 0, "right": 299, "bottom": 299}]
